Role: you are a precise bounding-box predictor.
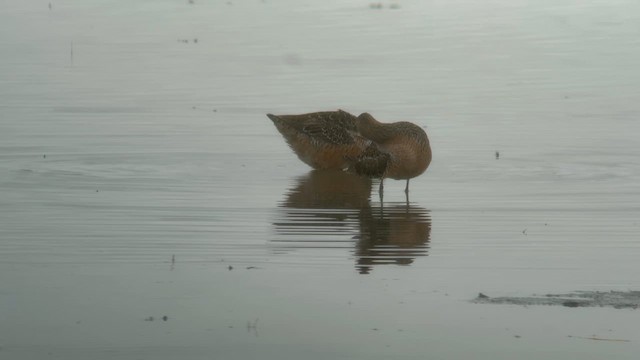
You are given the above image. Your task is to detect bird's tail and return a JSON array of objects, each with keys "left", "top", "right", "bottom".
[{"left": 267, "top": 113, "right": 281, "bottom": 123}]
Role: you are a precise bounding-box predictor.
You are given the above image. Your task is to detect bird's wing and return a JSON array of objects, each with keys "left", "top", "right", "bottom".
[
  {"left": 350, "top": 142, "right": 390, "bottom": 178},
  {"left": 268, "top": 110, "right": 359, "bottom": 145}
]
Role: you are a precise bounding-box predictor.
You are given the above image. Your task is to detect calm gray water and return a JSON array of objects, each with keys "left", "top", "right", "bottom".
[{"left": 1, "top": 0, "right": 640, "bottom": 359}]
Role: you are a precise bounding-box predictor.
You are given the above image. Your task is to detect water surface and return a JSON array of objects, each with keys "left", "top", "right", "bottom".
[{"left": 1, "top": 0, "right": 640, "bottom": 359}]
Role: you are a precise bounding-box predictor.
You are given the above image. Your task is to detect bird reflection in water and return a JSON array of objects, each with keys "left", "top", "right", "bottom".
[{"left": 272, "top": 170, "right": 431, "bottom": 273}]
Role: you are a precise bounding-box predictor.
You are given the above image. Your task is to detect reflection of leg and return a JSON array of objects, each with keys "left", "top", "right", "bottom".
[{"left": 378, "top": 179, "right": 384, "bottom": 204}]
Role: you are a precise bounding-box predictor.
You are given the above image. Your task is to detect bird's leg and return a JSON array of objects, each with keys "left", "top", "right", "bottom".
[
  {"left": 404, "top": 179, "right": 410, "bottom": 206},
  {"left": 378, "top": 178, "right": 384, "bottom": 204}
]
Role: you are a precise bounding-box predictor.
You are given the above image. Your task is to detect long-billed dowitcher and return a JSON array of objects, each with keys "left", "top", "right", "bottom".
[{"left": 267, "top": 110, "right": 431, "bottom": 195}]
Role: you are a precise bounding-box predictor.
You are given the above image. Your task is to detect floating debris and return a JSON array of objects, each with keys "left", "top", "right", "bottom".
[
  {"left": 473, "top": 290, "right": 640, "bottom": 309},
  {"left": 369, "top": 2, "right": 400, "bottom": 9}
]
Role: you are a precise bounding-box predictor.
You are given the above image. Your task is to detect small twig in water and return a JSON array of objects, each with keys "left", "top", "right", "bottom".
[
  {"left": 247, "top": 318, "right": 259, "bottom": 336},
  {"left": 568, "top": 335, "right": 630, "bottom": 342}
]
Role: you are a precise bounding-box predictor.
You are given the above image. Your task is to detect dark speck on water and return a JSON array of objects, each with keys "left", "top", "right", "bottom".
[{"left": 562, "top": 301, "right": 582, "bottom": 308}]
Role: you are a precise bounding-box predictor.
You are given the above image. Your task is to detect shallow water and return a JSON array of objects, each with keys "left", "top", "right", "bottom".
[{"left": 1, "top": 0, "right": 640, "bottom": 359}]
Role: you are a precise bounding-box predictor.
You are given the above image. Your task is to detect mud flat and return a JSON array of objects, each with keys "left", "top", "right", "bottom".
[{"left": 474, "top": 291, "right": 640, "bottom": 309}]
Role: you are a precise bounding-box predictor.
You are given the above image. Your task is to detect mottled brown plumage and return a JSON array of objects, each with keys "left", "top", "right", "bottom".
[{"left": 267, "top": 110, "right": 431, "bottom": 193}]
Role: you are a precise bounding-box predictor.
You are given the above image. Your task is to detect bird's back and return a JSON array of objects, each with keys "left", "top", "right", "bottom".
[
  {"left": 267, "top": 110, "right": 377, "bottom": 171},
  {"left": 267, "top": 110, "right": 357, "bottom": 145}
]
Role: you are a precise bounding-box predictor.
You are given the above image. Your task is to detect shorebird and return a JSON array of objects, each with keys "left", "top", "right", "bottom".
[{"left": 267, "top": 110, "right": 431, "bottom": 195}]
